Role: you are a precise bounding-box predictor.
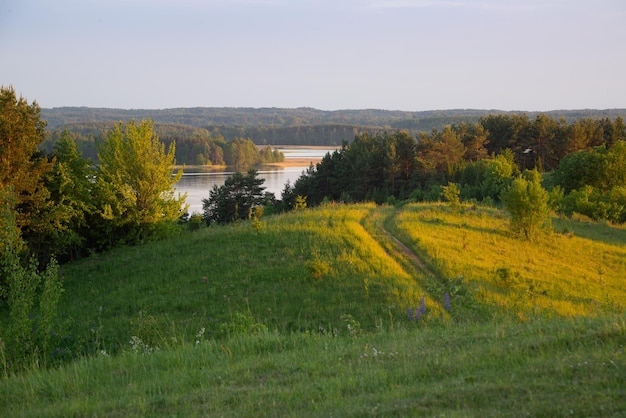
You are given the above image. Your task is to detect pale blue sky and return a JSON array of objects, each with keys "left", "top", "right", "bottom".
[{"left": 1, "top": 0, "right": 624, "bottom": 111}]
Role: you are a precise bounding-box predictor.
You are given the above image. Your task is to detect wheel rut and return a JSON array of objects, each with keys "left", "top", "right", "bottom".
[{"left": 362, "top": 207, "right": 439, "bottom": 281}]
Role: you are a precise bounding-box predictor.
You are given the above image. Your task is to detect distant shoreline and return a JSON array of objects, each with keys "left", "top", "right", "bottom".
[
  {"left": 263, "top": 158, "right": 320, "bottom": 168},
  {"left": 172, "top": 157, "right": 322, "bottom": 171}
]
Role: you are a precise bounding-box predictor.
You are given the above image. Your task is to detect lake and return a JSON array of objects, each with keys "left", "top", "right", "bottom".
[{"left": 174, "top": 147, "right": 335, "bottom": 214}]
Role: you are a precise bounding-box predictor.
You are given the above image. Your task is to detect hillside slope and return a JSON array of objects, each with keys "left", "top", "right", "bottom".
[
  {"left": 2, "top": 203, "right": 626, "bottom": 416},
  {"left": 18, "top": 203, "right": 626, "bottom": 354}
]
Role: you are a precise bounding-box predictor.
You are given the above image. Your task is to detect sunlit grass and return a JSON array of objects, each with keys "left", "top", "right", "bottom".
[
  {"left": 3, "top": 202, "right": 626, "bottom": 416},
  {"left": 52, "top": 203, "right": 439, "bottom": 356},
  {"left": 394, "top": 203, "right": 626, "bottom": 319}
]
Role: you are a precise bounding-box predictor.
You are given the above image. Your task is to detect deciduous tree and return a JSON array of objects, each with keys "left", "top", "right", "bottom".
[
  {"left": 501, "top": 170, "right": 552, "bottom": 241},
  {"left": 97, "top": 119, "right": 186, "bottom": 241},
  {"left": 480, "top": 149, "right": 519, "bottom": 201},
  {"left": 0, "top": 86, "right": 59, "bottom": 261}
]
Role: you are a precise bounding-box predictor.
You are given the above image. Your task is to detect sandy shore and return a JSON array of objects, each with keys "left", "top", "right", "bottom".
[
  {"left": 263, "top": 158, "right": 321, "bottom": 168},
  {"left": 173, "top": 158, "right": 322, "bottom": 171}
]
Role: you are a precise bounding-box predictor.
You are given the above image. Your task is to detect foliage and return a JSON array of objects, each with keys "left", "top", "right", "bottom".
[
  {"left": 294, "top": 194, "right": 307, "bottom": 210},
  {"left": 441, "top": 182, "right": 461, "bottom": 209},
  {"left": 416, "top": 125, "right": 466, "bottom": 175},
  {"left": 97, "top": 119, "right": 187, "bottom": 242},
  {"left": 218, "top": 312, "right": 268, "bottom": 338},
  {"left": 225, "top": 137, "right": 261, "bottom": 170},
  {"left": 501, "top": 170, "right": 552, "bottom": 241},
  {"left": 41, "top": 131, "right": 98, "bottom": 260},
  {"left": 480, "top": 149, "right": 519, "bottom": 201},
  {"left": 0, "top": 86, "right": 59, "bottom": 262},
  {"left": 202, "top": 170, "right": 268, "bottom": 224},
  {"left": 0, "top": 191, "right": 63, "bottom": 374},
  {"left": 558, "top": 185, "right": 626, "bottom": 224},
  {"left": 553, "top": 141, "right": 626, "bottom": 223}
]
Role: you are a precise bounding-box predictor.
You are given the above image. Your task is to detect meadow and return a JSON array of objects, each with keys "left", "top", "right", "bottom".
[{"left": 1, "top": 202, "right": 625, "bottom": 416}]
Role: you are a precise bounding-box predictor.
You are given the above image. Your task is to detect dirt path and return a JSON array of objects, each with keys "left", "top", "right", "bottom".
[
  {"left": 385, "top": 232, "right": 435, "bottom": 277},
  {"left": 362, "top": 207, "right": 439, "bottom": 280}
]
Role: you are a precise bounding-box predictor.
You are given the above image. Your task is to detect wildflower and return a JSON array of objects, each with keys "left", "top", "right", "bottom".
[
  {"left": 420, "top": 297, "right": 426, "bottom": 315},
  {"left": 408, "top": 307, "right": 413, "bottom": 320},
  {"left": 415, "top": 309, "right": 421, "bottom": 321},
  {"left": 444, "top": 292, "right": 451, "bottom": 311},
  {"left": 195, "top": 327, "right": 206, "bottom": 345}
]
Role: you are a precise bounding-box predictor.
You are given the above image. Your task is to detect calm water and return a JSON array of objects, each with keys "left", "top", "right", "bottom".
[{"left": 174, "top": 147, "right": 335, "bottom": 214}]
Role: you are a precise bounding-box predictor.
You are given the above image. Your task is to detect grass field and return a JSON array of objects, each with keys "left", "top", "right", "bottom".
[{"left": 1, "top": 202, "right": 625, "bottom": 416}]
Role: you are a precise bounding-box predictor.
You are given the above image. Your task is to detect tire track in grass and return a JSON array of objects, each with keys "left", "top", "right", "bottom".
[
  {"left": 374, "top": 207, "right": 495, "bottom": 321},
  {"left": 361, "top": 207, "right": 448, "bottom": 316}
]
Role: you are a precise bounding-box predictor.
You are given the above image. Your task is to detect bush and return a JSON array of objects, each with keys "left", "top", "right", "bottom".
[{"left": 501, "top": 170, "right": 552, "bottom": 241}]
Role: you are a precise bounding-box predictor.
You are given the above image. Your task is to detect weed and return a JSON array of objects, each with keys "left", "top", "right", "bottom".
[
  {"left": 340, "top": 314, "right": 362, "bottom": 337},
  {"left": 306, "top": 258, "right": 333, "bottom": 280},
  {"left": 129, "top": 309, "right": 165, "bottom": 351},
  {"left": 218, "top": 312, "right": 268, "bottom": 338}
]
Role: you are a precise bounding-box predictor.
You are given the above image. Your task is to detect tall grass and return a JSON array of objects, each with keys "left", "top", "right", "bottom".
[
  {"left": 2, "top": 316, "right": 624, "bottom": 417},
  {"left": 2, "top": 202, "right": 626, "bottom": 416}
]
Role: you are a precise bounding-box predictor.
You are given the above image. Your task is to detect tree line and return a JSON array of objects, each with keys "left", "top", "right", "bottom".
[
  {"left": 4, "top": 84, "right": 626, "bottom": 268},
  {"left": 1, "top": 87, "right": 189, "bottom": 270},
  {"left": 42, "top": 106, "right": 626, "bottom": 131},
  {"left": 45, "top": 111, "right": 626, "bottom": 166},
  {"left": 43, "top": 124, "right": 284, "bottom": 168},
  {"left": 283, "top": 117, "right": 626, "bottom": 224}
]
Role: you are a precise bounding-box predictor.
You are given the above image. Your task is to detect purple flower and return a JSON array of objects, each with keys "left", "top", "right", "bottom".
[
  {"left": 444, "top": 292, "right": 451, "bottom": 311},
  {"left": 408, "top": 307, "right": 413, "bottom": 320},
  {"left": 415, "top": 309, "right": 421, "bottom": 321},
  {"left": 420, "top": 297, "right": 427, "bottom": 315}
]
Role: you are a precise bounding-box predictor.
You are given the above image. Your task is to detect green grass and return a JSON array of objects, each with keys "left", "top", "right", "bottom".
[
  {"left": 2, "top": 317, "right": 625, "bottom": 417},
  {"left": 2, "top": 202, "right": 626, "bottom": 416},
  {"left": 393, "top": 203, "right": 626, "bottom": 319}
]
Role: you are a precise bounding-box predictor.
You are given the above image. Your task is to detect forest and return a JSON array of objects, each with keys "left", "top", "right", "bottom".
[
  {"left": 41, "top": 106, "right": 626, "bottom": 166},
  {"left": 283, "top": 115, "right": 626, "bottom": 221},
  {"left": 3, "top": 84, "right": 626, "bottom": 267}
]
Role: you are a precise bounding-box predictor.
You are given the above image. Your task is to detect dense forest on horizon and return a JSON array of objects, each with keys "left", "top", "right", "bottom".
[
  {"left": 41, "top": 106, "right": 626, "bottom": 130},
  {"left": 41, "top": 106, "right": 626, "bottom": 165}
]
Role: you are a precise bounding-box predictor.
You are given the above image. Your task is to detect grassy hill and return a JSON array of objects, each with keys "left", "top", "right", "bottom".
[{"left": 2, "top": 203, "right": 625, "bottom": 416}]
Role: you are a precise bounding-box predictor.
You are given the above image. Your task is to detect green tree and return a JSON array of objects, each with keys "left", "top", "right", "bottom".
[
  {"left": 0, "top": 188, "right": 63, "bottom": 372},
  {"left": 202, "top": 170, "right": 267, "bottom": 224},
  {"left": 226, "top": 138, "right": 261, "bottom": 170},
  {"left": 43, "top": 131, "right": 97, "bottom": 259},
  {"left": 97, "top": 119, "right": 187, "bottom": 242},
  {"left": 459, "top": 122, "right": 490, "bottom": 162},
  {"left": 501, "top": 170, "right": 552, "bottom": 241},
  {"left": 602, "top": 140, "right": 626, "bottom": 191},
  {"left": 481, "top": 149, "right": 519, "bottom": 201},
  {"left": 0, "top": 86, "right": 57, "bottom": 260},
  {"left": 417, "top": 126, "right": 466, "bottom": 175},
  {"left": 441, "top": 182, "right": 461, "bottom": 209}
]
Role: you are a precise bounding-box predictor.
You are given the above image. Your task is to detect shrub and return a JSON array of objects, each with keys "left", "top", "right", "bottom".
[{"left": 501, "top": 170, "right": 552, "bottom": 241}]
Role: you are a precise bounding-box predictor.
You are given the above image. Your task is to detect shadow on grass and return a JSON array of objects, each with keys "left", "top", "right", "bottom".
[{"left": 553, "top": 217, "right": 626, "bottom": 246}]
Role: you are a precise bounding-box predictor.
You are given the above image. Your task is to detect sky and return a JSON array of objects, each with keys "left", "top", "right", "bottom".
[{"left": 1, "top": 0, "right": 625, "bottom": 111}]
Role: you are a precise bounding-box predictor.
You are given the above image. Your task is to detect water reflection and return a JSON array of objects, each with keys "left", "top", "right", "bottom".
[
  {"left": 174, "top": 166, "right": 309, "bottom": 214},
  {"left": 174, "top": 147, "right": 338, "bottom": 214}
]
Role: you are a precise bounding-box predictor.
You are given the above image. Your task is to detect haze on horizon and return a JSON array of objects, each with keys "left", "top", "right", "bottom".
[{"left": 1, "top": 0, "right": 625, "bottom": 112}]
